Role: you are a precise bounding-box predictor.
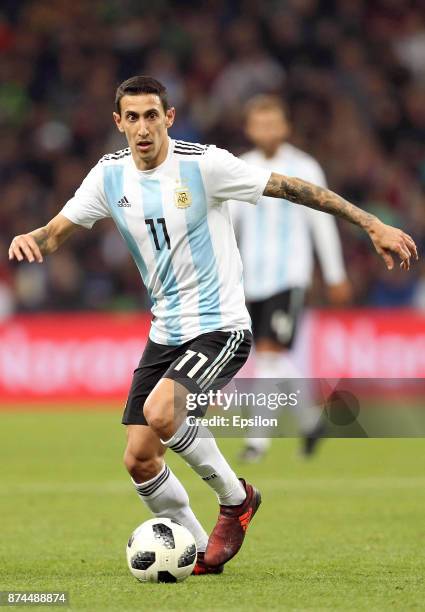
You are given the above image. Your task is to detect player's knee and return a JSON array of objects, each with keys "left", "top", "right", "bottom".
[
  {"left": 143, "top": 395, "right": 174, "bottom": 437},
  {"left": 123, "top": 447, "right": 162, "bottom": 482}
]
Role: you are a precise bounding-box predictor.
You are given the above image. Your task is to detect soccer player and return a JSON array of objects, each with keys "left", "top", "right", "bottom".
[
  {"left": 8, "top": 76, "right": 418, "bottom": 575},
  {"left": 231, "top": 95, "right": 351, "bottom": 462}
]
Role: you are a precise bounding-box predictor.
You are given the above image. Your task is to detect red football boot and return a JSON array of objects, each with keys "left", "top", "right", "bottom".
[
  {"left": 204, "top": 479, "right": 261, "bottom": 567},
  {"left": 192, "top": 552, "right": 224, "bottom": 575}
]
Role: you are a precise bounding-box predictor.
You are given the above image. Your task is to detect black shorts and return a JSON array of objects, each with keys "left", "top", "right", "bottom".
[
  {"left": 248, "top": 288, "right": 305, "bottom": 349},
  {"left": 122, "top": 329, "right": 252, "bottom": 425}
]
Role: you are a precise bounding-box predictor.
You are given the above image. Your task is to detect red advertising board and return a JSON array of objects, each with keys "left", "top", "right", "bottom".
[
  {"left": 0, "top": 313, "right": 150, "bottom": 403},
  {"left": 1, "top": 309, "right": 424, "bottom": 403},
  {"left": 310, "top": 309, "right": 425, "bottom": 378}
]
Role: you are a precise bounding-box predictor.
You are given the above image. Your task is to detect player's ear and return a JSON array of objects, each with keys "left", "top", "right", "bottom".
[
  {"left": 281, "top": 112, "right": 291, "bottom": 140},
  {"left": 165, "top": 107, "right": 175, "bottom": 129},
  {"left": 244, "top": 119, "right": 254, "bottom": 142},
  {"left": 113, "top": 112, "right": 125, "bottom": 133}
]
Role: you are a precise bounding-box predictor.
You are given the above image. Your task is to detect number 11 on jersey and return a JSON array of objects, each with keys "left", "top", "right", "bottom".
[{"left": 145, "top": 217, "right": 171, "bottom": 250}]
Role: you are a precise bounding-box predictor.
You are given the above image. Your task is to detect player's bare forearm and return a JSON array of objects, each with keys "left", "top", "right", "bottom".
[
  {"left": 263, "top": 172, "right": 418, "bottom": 271},
  {"left": 8, "top": 214, "right": 78, "bottom": 263},
  {"left": 31, "top": 227, "right": 56, "bottom": 254},
  {"left": 264, "top": 172, "right": 376, "bottom": 230}
]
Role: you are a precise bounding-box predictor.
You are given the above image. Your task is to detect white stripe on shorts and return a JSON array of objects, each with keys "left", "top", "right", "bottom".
[{"left": 198, "top": 330, "right": 244, "bottom": 390}]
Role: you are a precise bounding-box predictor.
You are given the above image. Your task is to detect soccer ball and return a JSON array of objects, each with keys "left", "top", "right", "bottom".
[{"left": 126, "top": 518, "right": 197, "bottom": 583}]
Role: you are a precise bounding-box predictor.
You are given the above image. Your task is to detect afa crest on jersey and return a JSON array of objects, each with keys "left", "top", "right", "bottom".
[{"left": 174, "top": 186, "right": 192, "bottom": 209}]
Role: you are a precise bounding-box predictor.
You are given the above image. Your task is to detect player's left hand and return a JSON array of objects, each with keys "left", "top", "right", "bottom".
[{"left": 367, "top": 219, "right": 418, "bottom": 271}]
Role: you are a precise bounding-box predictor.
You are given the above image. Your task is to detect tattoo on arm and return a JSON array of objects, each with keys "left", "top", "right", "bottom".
[
  {"left": 30, "top": 226, "right": 59, "bottom": 254},
  {"left": 32, "top": 228, "right": 49, "bottom": 253},
  {"left": 264, "top": 172, "right": 377, "bottom": 230}
]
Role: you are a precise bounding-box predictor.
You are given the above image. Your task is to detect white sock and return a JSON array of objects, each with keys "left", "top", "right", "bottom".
[
  {"left": 163, "top": 423, "right": 246, "bottom": 506},
  {"left": 277, "top": 353, "right": 320, "bottom": 433},
  {"left": 244, "top": 350, "right": 320, "bottom": 447},
  {"left": 132, "top": 464, "right": 208, "bottom": 552},
  {"left": 246, "top": 437, "right": 271, "bottom": 452},
  {"left": 243, "top": 351, "right": 279, "bottom": 449},
  {"left": 255, "top": 350, "right": 281, "bottom": 378}
]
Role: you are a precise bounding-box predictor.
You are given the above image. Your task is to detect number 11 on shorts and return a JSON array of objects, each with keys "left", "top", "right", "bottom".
[{"left": 174, "top": 350, "right": 208, "bottom": 378}]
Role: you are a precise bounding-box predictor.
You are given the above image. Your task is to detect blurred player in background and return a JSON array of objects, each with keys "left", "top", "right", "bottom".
[
  {"left": 231, "top": 95, "right": 352, "bottom": 462},
  {"left": 8, "top": 77, "right": 417, "bottom": 575}
]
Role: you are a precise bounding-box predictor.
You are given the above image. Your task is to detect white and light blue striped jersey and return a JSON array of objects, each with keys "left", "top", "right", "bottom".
[
  {"left": 60, "top": 138, "right": 270, "bottom": 345},
  {"left": 230, "top": 143, "right": 347, "bottom": 301}
]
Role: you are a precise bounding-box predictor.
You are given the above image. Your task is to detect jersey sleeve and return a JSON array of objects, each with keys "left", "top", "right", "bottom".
[
  {"left": 202, "top": 146, "right": 271, "bottom": 204},
  {"left": 60, "top": 162, "right": 110, "bottom": 229}
]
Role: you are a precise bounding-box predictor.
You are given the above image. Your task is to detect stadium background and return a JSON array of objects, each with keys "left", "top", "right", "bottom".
[{"left": 1, "top": 0, "right": 425, "bottom": 315}]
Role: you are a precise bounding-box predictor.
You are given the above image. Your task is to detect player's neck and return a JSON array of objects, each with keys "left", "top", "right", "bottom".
[{"left": 260, "top": 144, "right": 282, "bottom": 159}]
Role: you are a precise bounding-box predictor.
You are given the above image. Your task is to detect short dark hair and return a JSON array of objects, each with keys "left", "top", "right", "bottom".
[
  {"left": 115, "top": 76, "right": 169, "bottom": 114},
  {"left": 244, "top": 94, "right": 288, "bottom": 120}
]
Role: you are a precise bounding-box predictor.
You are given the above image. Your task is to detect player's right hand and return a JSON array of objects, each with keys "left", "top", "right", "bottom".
[{"left": 8, "top": 234, "right": 44, "bottom": 263}]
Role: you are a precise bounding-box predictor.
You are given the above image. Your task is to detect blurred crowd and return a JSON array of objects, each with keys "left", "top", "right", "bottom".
[{"left": 1, "top": 0, "right": 424, "bottom": 318}]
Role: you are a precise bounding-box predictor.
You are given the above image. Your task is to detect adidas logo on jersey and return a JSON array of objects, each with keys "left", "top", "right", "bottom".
[{"left": 117, "top": 196, "right": 131, "bottom": 207}]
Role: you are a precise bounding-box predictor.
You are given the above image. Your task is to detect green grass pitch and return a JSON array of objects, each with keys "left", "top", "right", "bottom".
[{"left": 1, "top": 409, "right": 425, "bottom": 611}]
